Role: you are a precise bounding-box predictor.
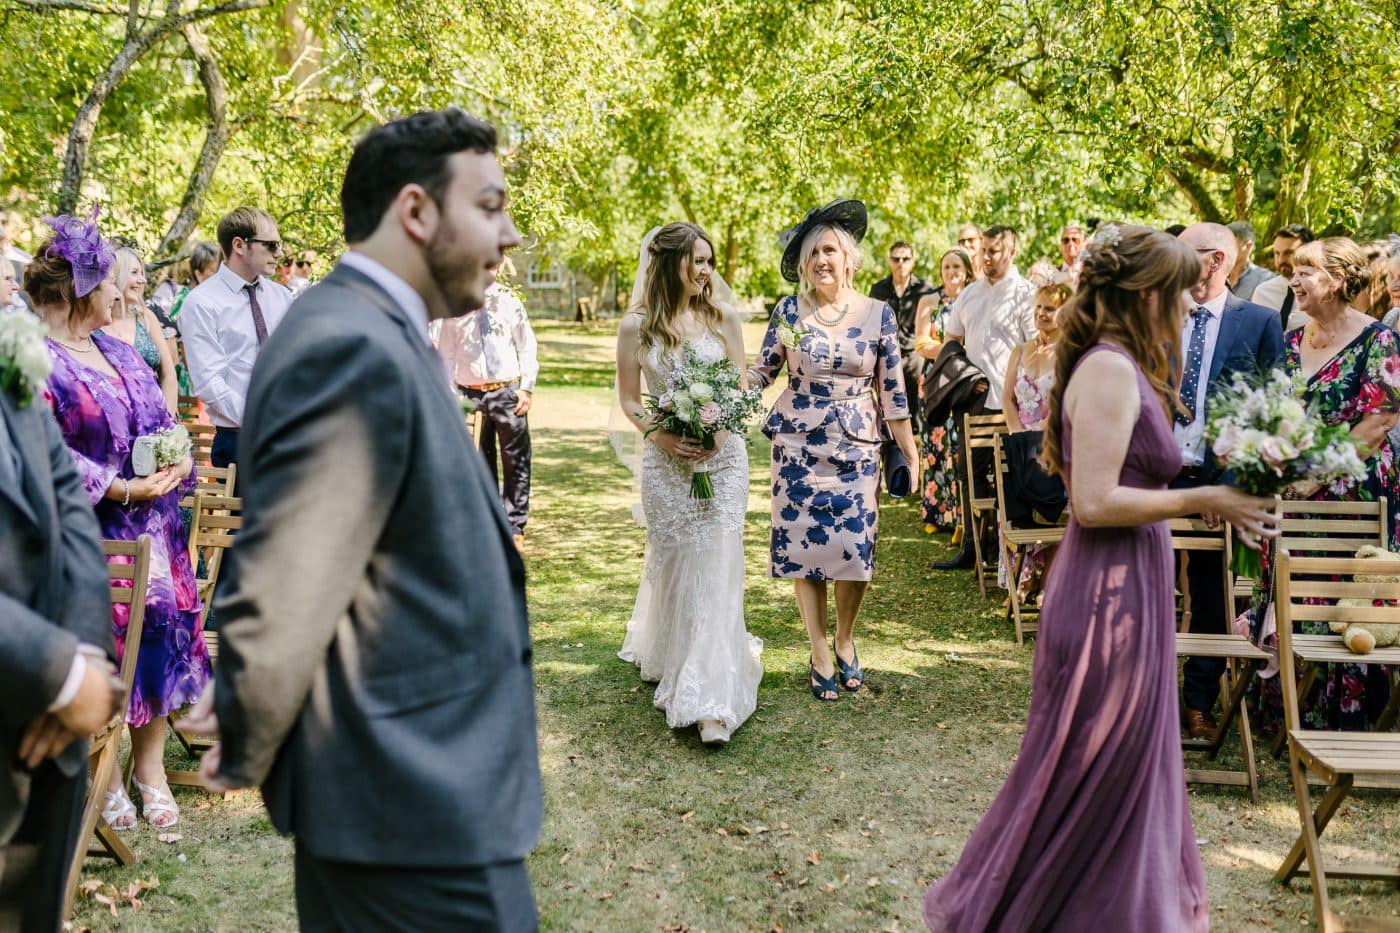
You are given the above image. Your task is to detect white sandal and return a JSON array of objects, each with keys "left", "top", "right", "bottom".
[
  {"left": 698, "top": 719, "right": 730, "bottom": 746},
  {"left": 101, "top": 787, "right": 137, "bottom": 831},
  {"left": 131, "top": 775, "right": 180, "bottom": 828}
]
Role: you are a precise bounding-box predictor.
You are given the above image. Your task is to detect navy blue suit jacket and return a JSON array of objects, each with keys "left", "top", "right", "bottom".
[{"left": 1194, "top": 291, "right": 1287, "bottom": 483}]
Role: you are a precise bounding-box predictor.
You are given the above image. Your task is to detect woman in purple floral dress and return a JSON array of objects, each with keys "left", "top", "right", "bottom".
[
  {"left": 27, "top": 214, "right": 208, "bottom": 830},
  {"left": 1257, "top": 238, "right": 1400, "bottom": 731}
]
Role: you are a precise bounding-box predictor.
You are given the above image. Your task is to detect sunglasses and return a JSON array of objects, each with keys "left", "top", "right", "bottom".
[
  {"left": 296, "top": 260, "right": 312, "bottom": 268},
  {"left": 244, "top": 237, "right": 281, "bottom": 252},
  {"left": 890, "top": 256, "right": 913, "bottom": 263},
  {"left": 1060, "top": 236, "right": 1083, "bottom": 244}
]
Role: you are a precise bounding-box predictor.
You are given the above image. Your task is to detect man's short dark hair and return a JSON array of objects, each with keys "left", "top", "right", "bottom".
[
  {"left": 889, "top": 241, "right": 913, "bottom": 255},
  {"left": 1227, "top": 220, "right": 1256, "bottom": 245},
  {"left": 982, "top": 224, "right": 1017, "bottom": 247},
  {"left": 1271, "top": 223, "right": 1315, "bottom": 244},
  {"left": 1164, "top": 223, "right": 1187, "bottom": 237},
  {"left": 341, "top": 107, "right": 498, "bottom": 244},
  {"left": 217, "top": 206, "right": 275, "bottom": 256}
]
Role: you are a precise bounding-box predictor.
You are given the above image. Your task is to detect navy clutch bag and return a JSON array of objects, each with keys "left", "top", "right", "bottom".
[{"left": 882, "top": 440, "right": 912, "bottom": 498}]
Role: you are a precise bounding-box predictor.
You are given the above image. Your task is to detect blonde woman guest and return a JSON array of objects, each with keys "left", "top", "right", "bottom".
[
  {"left": 615, "top": 222, "right": 762, "bottom": 745},
  {"left": 913, "top": 248, "right": 974, "bottom": 533},
  {"left": 749, "top": 200, "right": 919, "bottom": 701},
  {"left": 996, "top": 281, "right": 1072, "bottom": 601},
  {"left": 99, "top": 247, "right": 179, "bottom": 413}
]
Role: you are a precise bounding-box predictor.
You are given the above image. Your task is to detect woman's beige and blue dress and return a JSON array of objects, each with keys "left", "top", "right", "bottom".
[{"left": 749, "top": 296, "right": 909, "bottom": 581}]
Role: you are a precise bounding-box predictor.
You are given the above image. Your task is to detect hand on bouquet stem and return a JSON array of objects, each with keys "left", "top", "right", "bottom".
[
  {"left": 651, "top": 430, "right": 705, "bottom": 461},
  {"left": 692, "top": 430, "right": 729, "bottom": 464},
  {"left": 1202, "top": 486, "right": 1280, "bottom": 552}
]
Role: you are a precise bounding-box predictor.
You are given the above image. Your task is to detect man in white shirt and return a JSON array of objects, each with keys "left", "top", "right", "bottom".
[
  {"left": 1175, "top": 222, "right": 1285, "bottom": 739},
  {"left": 432, "top": 282, "right": 539, "bottom": 546},
  {"left": 1250, "top": 223, "right": 1314, "bottom": 333},
  {"left": 934, "top": 223, "right": 1037, "bottom": 570},
  {"left": 180, "top": 207, "right": 294, "bottom": 469}
]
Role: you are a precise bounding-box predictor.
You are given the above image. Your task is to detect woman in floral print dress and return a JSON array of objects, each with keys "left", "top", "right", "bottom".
[
  {"left": 913, "top": 248, "right": 975, "bottom": 533},
  {"left": 749, "top": 201, "right": 918, "bottom": 701},
  {"left": 1259, "top": 237, "right": 1400, "bottom": 731}
]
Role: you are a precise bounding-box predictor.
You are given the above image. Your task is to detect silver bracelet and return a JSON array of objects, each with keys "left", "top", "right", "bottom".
[{"left": 119, "top": 477, "right": 131, "bottom": 507}]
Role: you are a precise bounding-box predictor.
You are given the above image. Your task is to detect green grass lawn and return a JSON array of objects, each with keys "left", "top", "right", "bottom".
[{"left": 73, "top": 321, "right": 1400, "bottom": 931}]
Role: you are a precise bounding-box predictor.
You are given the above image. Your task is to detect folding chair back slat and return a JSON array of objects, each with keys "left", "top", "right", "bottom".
[
  {"left": 1271, "top": 549, "right": 1400, "bottom": 931},
  {"left": 186, "top": 423, "right": 215, "bottom": 467},
  {"left": 993, "top": 432, "right": 1066, "bottom": 643}
]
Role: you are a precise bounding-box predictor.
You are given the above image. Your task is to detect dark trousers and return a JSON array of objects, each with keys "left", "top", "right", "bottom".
[
  {"left": 1172, "top": 471, "right": 1230, "bottom": 712},
  {"left": 294, "top": 844, "right": 537, "bottom": 932},
  {"left": 5, "top": 765, "right": 86, "bottom": 933},
  {"left": 212, "top": 427, "right": 239, "bottom": 470},
  {"left": 464, "top": 384, "right": 531, "bottom": 535},
  {"left": 901, "top": 352, "right": 925, "bottom": 435},
  {"left": 952, "top": 396, "right": 995, "bottom": 557}
]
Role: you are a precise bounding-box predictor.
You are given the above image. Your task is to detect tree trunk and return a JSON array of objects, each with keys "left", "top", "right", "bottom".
[
  {"left": 276, "top": 0, "right": 319, "bottom": 91},
  {"left": 722, "top": 220, "right": 738, "bottom": 282},
  {"left": 1165, "top": 165, "right": 1226, "bottom": 224},
  {"left": 157, "top": 23, "right": 230, "bottom": 257}
]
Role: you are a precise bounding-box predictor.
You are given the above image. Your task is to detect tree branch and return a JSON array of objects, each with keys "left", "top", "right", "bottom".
[
  {"left": 157, "top": 21, "right": 230, "bottom": 256},
  {"left": 1, "top": 0, "right": 123, "bottom": 14},
  {"left": 1165, "top": 163, "right": 1226, "bottom": 223}
]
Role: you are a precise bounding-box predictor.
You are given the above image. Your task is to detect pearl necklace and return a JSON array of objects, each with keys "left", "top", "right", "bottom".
[
  {"left": 811, "top": 301, "right": 850, "bottom": 327},
  {"left": 51, "top": 334, "right": 96, "bottom": 353}
]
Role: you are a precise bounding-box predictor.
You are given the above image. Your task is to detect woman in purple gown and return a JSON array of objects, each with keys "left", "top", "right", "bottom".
[
  {"left": 26, "top": 211, "right": 209, "bottom": 831},
  {"left": 922, "top": 226, "right": 1280, "bottom": 932}
]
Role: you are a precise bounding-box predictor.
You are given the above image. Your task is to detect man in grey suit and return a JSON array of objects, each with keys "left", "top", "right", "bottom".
[
  {"left": 177, "top": 108, "right": 541, "bottom": 930},
  {"left": 1, "top": 386, "right": 123, "bottom": 932}
]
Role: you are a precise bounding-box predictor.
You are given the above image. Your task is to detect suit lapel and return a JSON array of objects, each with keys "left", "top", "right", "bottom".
[
  {"left": 1208, "top": 295, "right": 1244, "bottom": 386},
  {"left": 329, "top": 265, "right": 524, "bottom": 571},
  {"left": 0, "top": 394, "right": 42, "bottom": 527}
]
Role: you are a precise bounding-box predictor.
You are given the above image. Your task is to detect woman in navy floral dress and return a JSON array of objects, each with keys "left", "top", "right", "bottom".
[
  {"left": 28, "top": 217, "right": 208, "bottom": 831},
  {"left": 1256, "top": 237, "right": 1400, "bottom": 732},
  {"left": 749, "top": 201, "right": 918, "bottom": 701}
]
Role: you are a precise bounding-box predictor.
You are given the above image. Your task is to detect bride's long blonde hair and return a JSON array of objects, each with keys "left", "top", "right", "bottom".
[{"left": 633, "top": 222, "right": 724, "bottom": 358}]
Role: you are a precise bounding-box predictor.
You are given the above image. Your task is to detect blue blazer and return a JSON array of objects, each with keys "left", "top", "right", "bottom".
[{"left": 1197, "top": 291, "right": 1287, "bottom": 483}]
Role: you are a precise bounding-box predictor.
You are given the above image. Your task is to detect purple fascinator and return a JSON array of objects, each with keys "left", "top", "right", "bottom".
[{"left": 42, "top": 204, "right": 115, "bottom": 298}]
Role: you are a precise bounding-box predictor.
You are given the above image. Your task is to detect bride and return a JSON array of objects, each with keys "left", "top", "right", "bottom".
[{"left": 613, "top": 222, "right": 763, "bottom": 745}]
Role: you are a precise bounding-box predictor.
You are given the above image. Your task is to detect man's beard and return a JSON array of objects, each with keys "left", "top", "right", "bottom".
[{"left": 425, "top": 221, "right": 484, "bottom": 317}]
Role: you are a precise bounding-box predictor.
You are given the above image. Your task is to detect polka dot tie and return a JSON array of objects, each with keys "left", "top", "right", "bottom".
[{"left": 1176, "top": 305, "right": 1209, "bottom": 427}]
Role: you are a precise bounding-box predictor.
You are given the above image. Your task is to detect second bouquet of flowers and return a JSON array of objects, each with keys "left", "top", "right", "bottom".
[
  {"left": 640, "top": 344, "right": 764, "bottom": 499},
  {"left": 1206, "top": 368, "right": 1368, "bottom": 577}
]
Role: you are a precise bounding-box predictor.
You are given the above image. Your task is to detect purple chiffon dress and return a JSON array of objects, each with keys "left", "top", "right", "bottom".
[
  {"left": 44, "top": 332, "right": 210, "bottom": 729},
  {"left": 922, "top": 344, "right": 1208, "bottom": 932}
]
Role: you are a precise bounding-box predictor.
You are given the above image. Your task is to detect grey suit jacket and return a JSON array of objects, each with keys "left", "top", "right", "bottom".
[
  {"left": 1233, "top": 264, "right": 1276, "bottom": 303},
  {"left": 1194, "top": 291, "right": 1287, "bottom": 484},
  {"left": 213, "top": 262, "right": 542, "bottom": 867},
  {"left": 0, "top": 392, "right": 111, "bottom": 843}
]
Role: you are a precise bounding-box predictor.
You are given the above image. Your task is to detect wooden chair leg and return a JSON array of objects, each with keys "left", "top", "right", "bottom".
[
  {"left": 1008, "top": 548, "right": 1027, "bottom": 645},
  {"left": 1273, "top": 663, "right": 1320, "bottom": 759},
  {"left": 1276, "top": 772, "right": 1352, "bottom": 884},
  {"left": 63, "top": 739, "right": 118, "bottom": 920},
  {"left": 971, "top": 510, "right": 989, "bottom": 599}
]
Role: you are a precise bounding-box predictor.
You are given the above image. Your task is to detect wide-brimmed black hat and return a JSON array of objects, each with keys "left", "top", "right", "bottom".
[{"left": 779, "top": 199, "right": 868, "bottom": 283}]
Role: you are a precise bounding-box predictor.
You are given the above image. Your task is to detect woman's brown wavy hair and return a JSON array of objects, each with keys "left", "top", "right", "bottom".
[
  {"left": 1041, "top": 224, "right": 1201, "bottom": 477},
  {"left": 634, "top": 222, "right": 723, "bottom": 359}
]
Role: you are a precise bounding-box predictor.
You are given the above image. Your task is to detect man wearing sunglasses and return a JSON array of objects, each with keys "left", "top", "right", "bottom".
[
  {"left": 180, "top": 206, "right": 294, "bottom": 471},
  {"left": 869, "top": 241, "right": 935, "bottom": 432}
]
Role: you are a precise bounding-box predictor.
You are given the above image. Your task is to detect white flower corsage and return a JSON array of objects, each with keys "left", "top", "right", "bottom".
[{"left": 0, "top": 313, "right": 52, "bottom": 408}]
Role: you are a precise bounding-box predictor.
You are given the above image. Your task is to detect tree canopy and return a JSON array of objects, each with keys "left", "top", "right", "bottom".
[{"left": 1, "top": 0, "right": 1396, "bottom": 293}]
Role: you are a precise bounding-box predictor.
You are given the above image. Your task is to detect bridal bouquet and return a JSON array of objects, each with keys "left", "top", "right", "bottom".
[
  {"left": 640, "top": 344, "right": 764, "bottom": 499},
  {"left": 1206, "top": 368, "right": 1368, "bottom": 577}
]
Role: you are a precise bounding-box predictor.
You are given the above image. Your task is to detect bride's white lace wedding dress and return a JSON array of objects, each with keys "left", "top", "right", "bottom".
[{"left": 618, "top": 330, "right": 763, "bottom": 740}]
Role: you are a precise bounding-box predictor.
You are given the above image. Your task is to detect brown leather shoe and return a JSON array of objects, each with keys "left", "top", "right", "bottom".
[{"left": 1185, "top": 709, "right": 1218, "bottom": 740}]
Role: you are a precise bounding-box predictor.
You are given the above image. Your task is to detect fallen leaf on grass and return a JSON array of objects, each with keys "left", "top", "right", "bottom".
[
  {"left": 596, "top": 892, "right": 613, "bottom": 901},
  {"left": 679, "top": 810, "right": 695, "bottom": 822},
  {"left": 156, "top": 832, "right": 183, "bottom": 844},
  {"left": 715, "top": 827, "right": 729, "bottom": 837},
  {"left": 806, "top": 850, "right": 821, "bottom": 865}
]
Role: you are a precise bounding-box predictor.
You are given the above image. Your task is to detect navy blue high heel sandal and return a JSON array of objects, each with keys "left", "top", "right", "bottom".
[
  {"left": 833, "top": 641, "right": 863, "bottom": 692},
  {"left": 809, "top": 658, "right": 840, "bottom": 702}
]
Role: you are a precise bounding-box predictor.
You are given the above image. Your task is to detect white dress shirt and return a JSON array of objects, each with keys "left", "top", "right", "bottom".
[
  {"left": 431, "top": 284, "right": 539, "bottom": 391},
  {"left": 944, "top": 268, "right": 1037, "bottom": 410},
  {"left": 1173, "top": 290, "right": 1227, "bottom": 467},
  {"left": 338, "top": 251, "right": 431, "bottom": 347},
  {"left": 180, "top": 264, "right": 293, "bottom": 428}
]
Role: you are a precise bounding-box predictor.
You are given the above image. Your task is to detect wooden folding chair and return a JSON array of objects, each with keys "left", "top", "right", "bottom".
[
  {"left": 1266, "top": 498, "right": 1390, "bottom": 759},
  {"left": 187, "top": 423, "right": 215, "bottom": 467},
  {"left": 992, "top": 432, "right": 1067, "bottom": 644},
  {"left": 178, "top": 463, "right": 236, "bottom": 511},
  {"left": 1272, "top": 550, "right": 1400, "bottom": 932},
  {"left": 62, "top": 535, "right": 152, "bottom": 919},
  {"left": 1167, "top": 519, "right": 1271, "bottom": 800},
  {"left": 962, "top": 412, "right": 1009, "bottom": 598},
  {"left": 167, "top": 494, "right": 242, "bottom": 788},
  {"left": 176, "top": 394, "right": 201, "bottom": 424}
]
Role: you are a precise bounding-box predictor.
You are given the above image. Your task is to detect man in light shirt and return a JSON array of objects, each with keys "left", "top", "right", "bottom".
[
  {"left": 432, "top": 281, "right": 539, "bottom": 547},
  {"left": 180, "top": 207, "right": 294, "bottom": 469},
  {"left": 1174, "top": 222, "right": 1284, "bottom": 740},
  {"left": 1250, "top": 223, "right": 1314, "bottom": 333},
  {"left": 934, "top": 223, "right": 1037, "bottom": 570}
]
